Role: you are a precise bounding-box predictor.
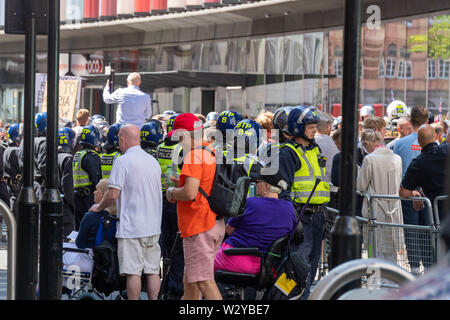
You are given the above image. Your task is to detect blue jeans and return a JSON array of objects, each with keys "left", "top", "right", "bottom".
[
  {"left": 295, "top": 210, "right": 326, "bottom": 300},
  {"left": 401, "top": 200, "right": 434, "bottom": 268}
]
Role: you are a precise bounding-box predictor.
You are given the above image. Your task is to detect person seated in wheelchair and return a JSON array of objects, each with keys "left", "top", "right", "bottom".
[
  {"left": 63, "top": 179, "right": 116, "bottom": 277},
  {"left": 76, "top": 179, "right": 117, "bottom": 249},
  {"left": 214, "top": 169, "right": 297, "bottom": 275}
]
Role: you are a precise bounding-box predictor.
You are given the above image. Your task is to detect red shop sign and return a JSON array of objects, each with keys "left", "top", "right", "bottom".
[{"left": 86, "top": 60, "right": 104, "bottom": 74}]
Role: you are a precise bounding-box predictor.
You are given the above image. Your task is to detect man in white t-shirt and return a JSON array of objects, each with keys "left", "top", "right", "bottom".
[{"left": 90, "top": 124, "right": 162, "bottom": 300}]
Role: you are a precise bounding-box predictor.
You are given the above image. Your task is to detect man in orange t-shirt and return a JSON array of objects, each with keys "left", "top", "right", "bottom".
[{"left": 166, "top": 113, "right": 225, "bottom": 300}]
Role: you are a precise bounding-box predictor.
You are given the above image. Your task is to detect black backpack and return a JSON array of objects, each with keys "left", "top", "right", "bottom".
[
  {"left": 262, "top": 244, "right": 310, "bottom": 300},
  {"left": 197, "top": 146, "right": 251, "bottom": 218},
  {"left": 92, "top": 217, "right": 125, "bottom": 296}
]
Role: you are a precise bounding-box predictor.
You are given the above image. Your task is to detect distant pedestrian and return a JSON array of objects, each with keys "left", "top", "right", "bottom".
[
  {"left": 394, "top": 105, "right": 431, "bottom": 275},
  {"left": 103, "top": 72, "right": 152, "bottom": 129},
  {"left": 90, "top": 125, "right": 162, "bottom": 300},
  {"left": 315, "top": 112, "right": 339, "bottom": 208},
  {"left": 356, "top": 129, "right": 404, "bottom": 263},
  {"left": 400, "top": 124, "right": 449, "bottom": 224},
  {"left": 73, "top": 109, "right": 91, "bottom": 154},
  {"left": 386, "top": 117, "right": 412, "bottom": 150}
]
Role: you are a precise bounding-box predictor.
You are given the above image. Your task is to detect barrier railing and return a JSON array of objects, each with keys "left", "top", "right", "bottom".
[
  {"left": 433, "top": 195, "right": 448, "bottom": 228},
  {"left": 0, "top": 200, "right": 16, "bottom": 300},
  {"left": 322, "top": 192, "right": 442, "bottom": 279}
]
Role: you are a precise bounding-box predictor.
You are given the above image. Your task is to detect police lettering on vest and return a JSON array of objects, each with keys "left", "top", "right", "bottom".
[
  {"left": 157, "top": 142, "right": 182, "bottom": 191},
  {"left": 101, "top": 151, "right": 121, "bottom": 179}
]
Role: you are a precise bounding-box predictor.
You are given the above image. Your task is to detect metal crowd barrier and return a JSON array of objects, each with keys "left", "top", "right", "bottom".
[
  {"left": 0, "top": 200, "right": 16, "bottom": 300},
  {"left": 433, "top": 195, "right": 448, "bottom": 228},
  {"left": 321, "top": 192, "right": 443, "bottom": 280}
]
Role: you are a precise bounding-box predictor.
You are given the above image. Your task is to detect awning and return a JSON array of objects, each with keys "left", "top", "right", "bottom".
[{"left": 82, "top": 70, "right": 336, "bottom": 91}]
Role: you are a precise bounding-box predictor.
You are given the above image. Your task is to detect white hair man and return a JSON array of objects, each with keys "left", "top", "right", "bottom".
[
  {"left": 103, "top": 72, "right": 152, "bottom": 128},
  {"left": 386, "top": 117, "right": 413, "bottom": 150}
]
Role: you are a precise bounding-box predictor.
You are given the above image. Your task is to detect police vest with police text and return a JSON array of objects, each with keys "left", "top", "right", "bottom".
[
  {"left": 101, "top": 151, "right": 121, "bottom": 179},
  {"left": 281, "top": 142, "right": 330, "bottom": 205},
  {"left": 73, "top": 149, "right": 101, "bottom": 189},
  {"left": 157, "top": 142, "right": 182, "bottom": 191}
]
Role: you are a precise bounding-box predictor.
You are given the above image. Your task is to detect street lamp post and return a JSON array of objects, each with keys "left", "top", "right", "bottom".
[
  {"left": 330, "top": 0, "right": 362, "bottom": 268},
  {"left": 15, "top": 2, "right": 39, "bottom": 300},
  {"left": 39, "top": 0, "right": 63, "bottom": 300}
]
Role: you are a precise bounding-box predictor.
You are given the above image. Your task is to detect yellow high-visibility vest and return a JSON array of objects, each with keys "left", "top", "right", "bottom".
[{"left": 281, "top": 142, "right": 330, "bottom": 204}]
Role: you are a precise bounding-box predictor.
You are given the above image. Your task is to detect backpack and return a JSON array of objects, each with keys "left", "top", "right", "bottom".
[
  {"left": 262, "top": 244, "right": 310, "bottom": 300},
  {"left": 91, "top": 217, "right": 125, "bottom": 296},
  {"left": 197, "top": 145, "right": 251, "bottom": 218}
]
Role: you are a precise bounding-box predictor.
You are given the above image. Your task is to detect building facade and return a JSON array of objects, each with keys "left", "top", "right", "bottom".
[{"left": 0, "top": 1, "right": 449, "bottom": 123}]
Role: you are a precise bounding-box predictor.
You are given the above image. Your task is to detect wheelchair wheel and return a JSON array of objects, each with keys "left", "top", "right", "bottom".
[
  {"left": 77, "top": 292, "right": 100, "bottom": 300},
  {"left": 115, "top": 290, "right": 128, "bottom": 300}
]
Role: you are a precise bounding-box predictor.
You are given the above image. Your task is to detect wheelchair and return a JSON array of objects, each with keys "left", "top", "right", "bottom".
[
  {"left": 62, "top": 215, "right": 127, "bottom": 300},
  {"left": 214, "top": 234, "right": 290, "bottom": 300}
]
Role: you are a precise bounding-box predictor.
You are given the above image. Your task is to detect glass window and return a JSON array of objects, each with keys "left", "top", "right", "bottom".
[
  {"left": 387, "top": 43, "right": 397, "bottom": 57},
  {"left": 438, "top": 59, "right": 450, "bottom": 78},
  {"left": 334, "top": 58, "right": 342, "bottom": 77},
  {"left": 428, "top": 59, "right": 436, "bottom": 79},
  {"left": 386, "top": 58, "right": 397, "bottom": 78},
  {"left": 379, "top": 59, "right": 385, "bottom": 77},
  {"left": 406, "top": 61, "right": 412, "bottom": 79},
  {"left": 398, "top": 60, "right": 405, "bottom": 78}
]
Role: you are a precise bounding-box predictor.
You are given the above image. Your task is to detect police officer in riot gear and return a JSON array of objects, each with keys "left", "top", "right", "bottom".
[
  {"left": 2, "top": 123, "right": 23, "bottom": 215},
  {"left": 92, "top": 117, "right": 110, "bottom": 144},
  {"left": 58, "top": 127, "right": 76, "bottom": 238},
  {"left": 278, "top": 105, "right": 330, "bottom": 300},
  {"left": 258, "top": 106, "right": 295, "bottom": 166},
  {"left": 140, "top": 119, "right": 164, "bottom": 158},
  {"left": 215, "top": 110, "right": 243, "bottom": 153},
  {"left": 101, "top": 123, "right": 122, "bottom": 180},
  {"left": 157, "top": 113, "right": 184, "bottom": 298},
  {"left": 73, "top": 125, "right": 102, "bottom": 230},
  {"left": 229, "top": 119, "right": 262, "bottom": 177},
  {"left": 18, "top": 112, "right": 48, "bottom": 200}
]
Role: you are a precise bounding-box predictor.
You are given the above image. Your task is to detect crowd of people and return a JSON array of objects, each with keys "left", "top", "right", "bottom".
[{"left": 0, "top": 72, "right": 449, "bottom": 300}]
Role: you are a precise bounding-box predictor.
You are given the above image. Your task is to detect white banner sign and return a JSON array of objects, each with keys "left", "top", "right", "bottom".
[{"left": 35, "top": 73, "right": 83, "bottom": 125}]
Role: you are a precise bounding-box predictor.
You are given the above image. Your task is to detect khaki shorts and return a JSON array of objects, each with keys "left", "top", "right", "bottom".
[
  {"left": 117, "top": 235, "right": 161, "bottom": 276},
  {"left": 183, "top": 219, "right": 225, "bottom": 283}
]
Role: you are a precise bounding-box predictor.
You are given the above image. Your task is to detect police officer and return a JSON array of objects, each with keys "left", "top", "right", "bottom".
[
  {"left": 278, "top": 105, "right": 330, "bottom": 300},
  {"left": 2, "top": 123, "right": 23, "bottom": 215},
  {"left": 158, "top": 114, "right": 183, "bottom": 186},
  {"left": 258, "top": 106, "right": 294, "bottom": 165},
  {"left": 73, "top": 125, "right": 102, "bottom": 230},
  {"left": 101, "top": 123, "right": 122, "bottom": 180},
  {"left": 58, "top": 127, "right": 76, "bottom": 238},
  {"left": 156, "top": 113, "right": 184, "bottom": 298},
  {"left": 215, "top": 110, "right": 243, "bottom": 153},
  {"left": 91, "top": 117, "right": 110, "bottom": 144},
  {"left": 33, "top": 112, "right": 48, "bottom": 200},
  {"left": 229, "top": 119, "right": 262, "bottom": 177},
  {"left": 140, "top": 119, "right": 164, "bottom": 158}
]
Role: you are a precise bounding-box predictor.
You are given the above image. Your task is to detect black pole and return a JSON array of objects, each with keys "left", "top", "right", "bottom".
[
  {"left": 39, "top": 0, "right": 63, "bottom": 300},
  {"left": 330, "top": 0, "right": 362, "bottom": 268},
  {"left": 108, "top": 65, "right": 115, "bottom": 124},
  {"left": 16, "top": 3, "right": 39, "bottom": 300}
]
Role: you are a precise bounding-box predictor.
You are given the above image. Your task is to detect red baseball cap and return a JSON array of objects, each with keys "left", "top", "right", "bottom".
[{"left": 166, "top": 113, "right": 203, "bottom": 138}]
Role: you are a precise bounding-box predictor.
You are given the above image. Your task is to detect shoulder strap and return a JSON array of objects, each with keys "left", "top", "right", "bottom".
[
  {"left": 194, "top": 145, "right": 216, "bottom": 199},
  {"left": 194, "top": 145, "right": 215, "bottom": 157}
]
